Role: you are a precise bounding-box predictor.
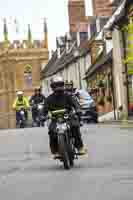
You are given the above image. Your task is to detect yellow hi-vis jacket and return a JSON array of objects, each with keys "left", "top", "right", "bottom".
[{"left": 12, "top": 96, "right": 30, "bottom": 111}]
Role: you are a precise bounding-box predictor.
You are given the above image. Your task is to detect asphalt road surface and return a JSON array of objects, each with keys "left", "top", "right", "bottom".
[{"left": 0, "top": 124, "right": 132, "bottom": 200}]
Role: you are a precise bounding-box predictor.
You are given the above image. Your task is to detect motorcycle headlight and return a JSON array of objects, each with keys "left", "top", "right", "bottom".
[
  {"left": 57, "top": 123, "right": 67, "bottom": 132},
  {"left": 58, "top": 117, "right": 64, "bottom": 123},
  {"left": 38, "top": 104, "right": 43, "bottom": 110},
  {"left": 20, "top": 110, "right": 25, "bottom": 115}
]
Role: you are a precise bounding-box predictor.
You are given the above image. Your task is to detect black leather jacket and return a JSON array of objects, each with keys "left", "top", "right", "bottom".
[
  {"left": 30, "top": 94, "right": 46, "bottom": 106},
  {"left": 43, "top": 92, "right": 80, "bottom": 115}
]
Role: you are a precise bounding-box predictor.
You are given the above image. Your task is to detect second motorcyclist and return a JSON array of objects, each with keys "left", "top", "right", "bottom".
[{"left": 30, "top": 87, "right": 46, "bottom": 124}]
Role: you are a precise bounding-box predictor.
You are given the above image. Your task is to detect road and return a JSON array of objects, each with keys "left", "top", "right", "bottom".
[{"left": 0, "top": 124, "right": 132, "bottom": 200}]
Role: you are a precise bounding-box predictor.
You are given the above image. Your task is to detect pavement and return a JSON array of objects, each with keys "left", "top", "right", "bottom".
[{"left": 0, "top": 124, "right": 132, "bottom": 200}]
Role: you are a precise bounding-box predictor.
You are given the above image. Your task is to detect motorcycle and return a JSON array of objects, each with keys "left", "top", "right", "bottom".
[
  {"left": 17, "top": 108, "right": 26, "bottom": 128},
  {"left": 32, "top": 103, "right": 45, "bottom": 127},
  {"left": 48, "top": 109, "right": 78, "bottom": 170}
]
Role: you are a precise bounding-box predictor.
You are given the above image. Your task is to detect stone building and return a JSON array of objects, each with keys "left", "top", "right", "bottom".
[{"left": 0, "top": 20, "right": 49, "bottom": 129}]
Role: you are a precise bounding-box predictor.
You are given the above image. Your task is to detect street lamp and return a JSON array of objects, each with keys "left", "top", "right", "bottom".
[{"left": 73, "top": 49, "right": 82, "bottom": 89}]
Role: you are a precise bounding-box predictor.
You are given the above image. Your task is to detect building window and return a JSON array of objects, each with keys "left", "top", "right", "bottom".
[
  {"left": 0, "top": 72, "right": 3, "bottom": 90},
  {"left": 24, "top": 65, "right": 32, "bottom": 88}
]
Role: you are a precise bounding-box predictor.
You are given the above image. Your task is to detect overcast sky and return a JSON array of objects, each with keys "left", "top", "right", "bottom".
[{"left": 0, "top": 0, "right": 92, "bottom": 51}]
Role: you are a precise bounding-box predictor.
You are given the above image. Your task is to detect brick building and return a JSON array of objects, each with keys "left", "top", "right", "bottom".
[
  {"left": 92, "top": 0, "right": 115, "bottom": 16},
  {"left": 0, "top": 20, "right": 49, "bottom": 129},
  {"left": 68, "top": 0, "right": 88, "bottom": 41}
]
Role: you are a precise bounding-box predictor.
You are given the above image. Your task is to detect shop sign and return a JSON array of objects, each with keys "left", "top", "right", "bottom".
[
  {"left": 91, "top": 41, "right": 104, "bottom": 63},
  {"left": 104, "top": 30, "right": 112, "bottom": 40}
]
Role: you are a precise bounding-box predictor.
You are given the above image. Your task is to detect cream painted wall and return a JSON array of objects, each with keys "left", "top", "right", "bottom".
[
  {"left": 41, "top": 52, "right": 91, "bottom": 94},
  {"left": 112, "top": 28, "right": 128, "bottom": 115}
]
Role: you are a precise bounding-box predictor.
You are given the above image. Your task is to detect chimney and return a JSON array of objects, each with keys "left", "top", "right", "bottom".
[
  {"left": 51, "top": 50, "right": 54, "bottom": 56},
  {"left": 56, "top": 37, "right": 61, "bottom": 58},
  {"left": 65, "top": 32, "right": 72, "bottom": 53}
]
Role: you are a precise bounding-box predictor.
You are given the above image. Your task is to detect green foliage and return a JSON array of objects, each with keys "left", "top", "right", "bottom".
[
  {"left": 97, "top": 97, "right": 105, "bottom": 106},
  {"left": 106, "top": 96, "right": 112, "bottom": 103}
]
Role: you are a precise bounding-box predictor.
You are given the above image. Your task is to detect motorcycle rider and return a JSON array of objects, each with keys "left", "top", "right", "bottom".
[
  {"left": 65, "top": 80, "right": 77, "bottom": 97},
  {"left": 43, "top": 76, "right": 86, "bottom": 158},
  {"left": 29, "top": 87, "right": 46, "bottom": 123},
  {"left": 12, "top": 91, "right": 30, "bottom": 125},
  {"left": 65, "top": 80, "right": 73, "bottom": 92}
]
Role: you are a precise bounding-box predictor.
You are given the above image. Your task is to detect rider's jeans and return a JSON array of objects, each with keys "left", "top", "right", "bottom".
[
  {"left": 32, "top": 108, "right": 38, "bottom": 122},
  {"left": 16, "top": 111, "right": 28, "bottom": 124}
]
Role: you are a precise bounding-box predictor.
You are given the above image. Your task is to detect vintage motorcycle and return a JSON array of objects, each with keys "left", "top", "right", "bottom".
[
  {"left": 48, "top": 109, "right": 78, "bottom": 170},
  {"left": 32, "top": 103, "right": 45, "bottom": 127}
]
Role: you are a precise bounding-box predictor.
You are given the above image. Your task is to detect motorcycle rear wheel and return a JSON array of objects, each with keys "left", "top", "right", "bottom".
[{"left": 68, "top": 140, "right": 75, "bottom": 167}]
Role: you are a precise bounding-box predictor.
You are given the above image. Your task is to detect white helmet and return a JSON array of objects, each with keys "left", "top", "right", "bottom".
[
  {"left": 17, "top": 91, "right": 23, "bottom": 96},
  {"left": 50, "top": 76, "right": 64, "bottom": 91}
]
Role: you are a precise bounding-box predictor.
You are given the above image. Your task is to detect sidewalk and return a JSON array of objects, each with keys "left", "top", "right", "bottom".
[{"left": 98, "top": 110, "right": 133, "bottom": 128}]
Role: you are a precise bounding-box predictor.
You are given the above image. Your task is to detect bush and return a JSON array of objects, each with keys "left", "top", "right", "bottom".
[
  {"left": 106, "top": 96, "right": 112, "bottom": 103},
  {"left": 98, "top": 97, "right": 105, "bottom": 106}
]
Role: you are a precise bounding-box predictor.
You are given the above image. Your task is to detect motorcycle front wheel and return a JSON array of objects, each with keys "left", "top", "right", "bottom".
[{"left": 58, "top": 134, "right": 71, "bottom": 170}]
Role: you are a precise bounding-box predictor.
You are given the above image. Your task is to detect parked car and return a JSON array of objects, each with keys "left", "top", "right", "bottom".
[{"left": 76, "top": 89, "right": 98, "bottom": 123}]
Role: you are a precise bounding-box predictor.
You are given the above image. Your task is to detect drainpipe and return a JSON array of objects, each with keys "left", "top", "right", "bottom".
[{"left": 111, "top": 61, "right": 117, "bottom": 120}]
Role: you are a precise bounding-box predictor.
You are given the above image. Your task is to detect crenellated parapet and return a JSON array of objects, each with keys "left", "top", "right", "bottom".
[
  {"left": 0, "top": 18, "right": 49, "bottom": 51},
  {"left": 0, "top": 39, "right": 47, "bottom": 50}
]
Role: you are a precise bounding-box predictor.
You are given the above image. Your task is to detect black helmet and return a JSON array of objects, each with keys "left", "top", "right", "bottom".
[
  {"left": 34, "top": 86, "right": 41, "bottom": 92},
  {"left": 65, "top": 80, "right": 73, "bottom": 87},
  {"left": 65, "top": 80, "right": 74, "bottom": 92},
  {"left": 50, "top": 76, "right": 64, "bottom": 92}
]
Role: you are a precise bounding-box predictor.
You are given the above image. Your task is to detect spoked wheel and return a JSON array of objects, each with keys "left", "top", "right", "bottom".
[{"left": 58, "top": 135, "right": 71, "bottom": 170}]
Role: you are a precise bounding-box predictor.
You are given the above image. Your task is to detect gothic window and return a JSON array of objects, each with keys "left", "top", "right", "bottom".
[
  {"left": 0, "top": 72, "right": 3, "bottom": 90},
  {"left": 24, "top": 65, "right": 32, "bottom": 88}
]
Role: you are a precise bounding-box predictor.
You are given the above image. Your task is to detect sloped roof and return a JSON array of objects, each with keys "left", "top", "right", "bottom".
[
  {"left": 41, "top": 40, "right": 90, "bottom": 79},
  {"left": 41, "top": 50, "right": 58, "bottom": 78},
  {"left": 104, "top": 0, "right": 127, "bottom": 30},
  {"left": 85, "top": 50, "right": 112, "bottom": 79}
]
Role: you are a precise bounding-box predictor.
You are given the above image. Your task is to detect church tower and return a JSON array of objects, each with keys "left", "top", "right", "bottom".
[{"left": 0, "top": 19, "right": 49, "bottom": 129}]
